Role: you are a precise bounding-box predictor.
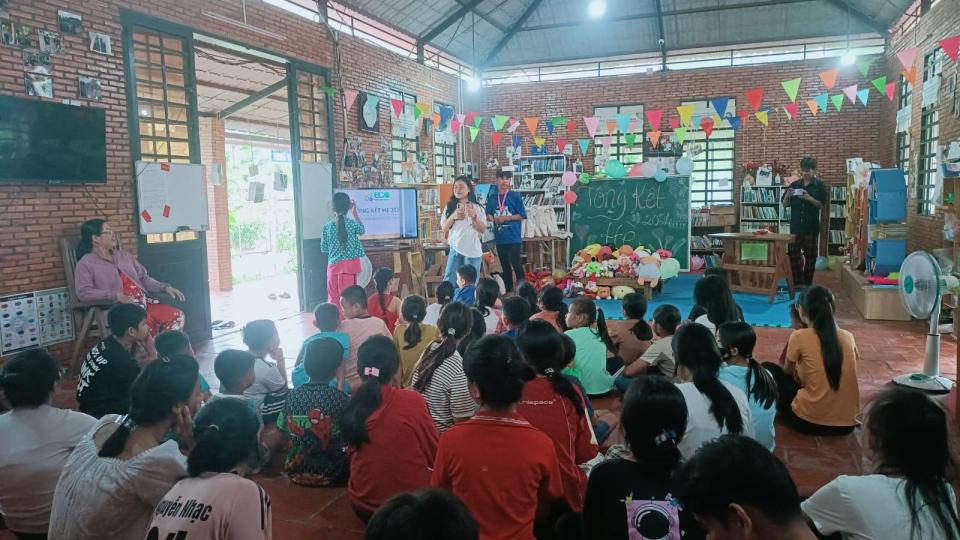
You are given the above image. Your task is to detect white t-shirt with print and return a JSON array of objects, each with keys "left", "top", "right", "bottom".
[
  {"left": 148, "top": 472, "right": 272, "bottom": 540},
  {"left": 675, "top": 380, "right": 754, "bottom": 460},
  {"left": 441, "top": 202, "right": 484, "bottom": 258}
]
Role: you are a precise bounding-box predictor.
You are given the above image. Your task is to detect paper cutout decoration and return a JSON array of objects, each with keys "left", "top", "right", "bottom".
[
  {"left": 783, "top": 102, "right": 799, "bottom": 120},
  {"left": 896, "top": 47, "right": 919, "bottom": 70},
  {"left": 583, "top": 116, "right": 599, "bottom": 137},
  {"left": 343, "top": 89, "right": 359, "bottom": 112},
  {"left": 675, "top": 156, "right": 694, "bottom": 175},
  {"left": 492, "top": 132, "right": 502, "bottom": 146},
  {"left": 416, "top": 102, "right": 431, "bottom": 117},
  {"left": 737, "top": 109, "right": 749, "bottom": 124},
  {"left": 551, "top": 116, "right": 569, "bottom": 127},
  {"left": 600, "top": 136, "right": 612, "bottom": 150},
  {"left": 902, "top": 66, "right": 917, "bottom": 86},
  {"left": 648, "top": 130, "right": 662, "bottom": 148},
  {"left": 322, "top": 86, "right": 336, "bottom": 97},
  {"left": 728, "top": 116, "right": 741, "bottom": 131},
  {"left": 806, "top": 98, "right": 820, "bottom": 116},
  {"left": 546, "top": 120, "right": 555, "bottom": 135},
  {"left": 607, "top": 159, "right": 627, "bottom": 178},
  {"left": 163, "top": 205, "right": 171, "bottom": 218},
  {"left": 699, "top": 117, "right": 714, "bottom": 137},
  {"left": 508, "top": 119, "right": 521, "bottom": 133},
  {"left": 390, "top": 99, "right": 404, "bottom": 118},
  {"left": 524, "top": 117, "right": 539, "bottom": 135},
  {"left": 856, "top": 58, "right": 874, "bottom": 77},
  {"left": 654, "top": 169, "right": 668, "bottom": 182},
  {"left": 818, "top": 69, "right": 838, "bottom": 90},
  {"left": 843, "top": 84, "right": 858, "bottom": 104},
  {"left": 781, "top": 78, "right": 801, "bottom": 102},
  {"left": 412, "top": 106, "right": 423, "bottom": 121},
  {"left": 640, "top": 161, "right": 657, "bottom": 177},
  {"left": 856, "top": 88, "right": 870, "bottom": 106},
  {"left": 492, "top": 115, "right": 509, "bottom": 131},
  {"left": 605, "top": 119, "right": 617, "bottom": 135},
  {"left": 674, "top": 127, "right": 687, "bottom": 144},
  {"left": 628, "top": 163, "right": 643, "bottom": 177},
  {"left": 563, "top": 190, "right": 578, "bottom": 205},
  {"left": 469, "top": 126, "right": 480, "bottom": 142},
  {"left": 512, "top": 134, "right": 522, "bottom": 147},
  {"left": 711, "top": 97, "right": 730, "bottom": 118},
  {"left": 557, "top": 139, "right": 569, "bottom": 153},
  {"left": 578, "top": 139, "right": 590, "bottom": 155},
  {"left": 562, "top": 171, "right": 578, "bottom": 186},
  {"left": 668, "top": 116, "right": 680, "bottom": 130},
  {"left": 941, "top": 35, "right": 960, "bottom": 62},
  {"left": 141, "top": 210, "right": 152, "bottom": 223},
  {"left": 534, "top": 137, "right": 546, "bottom": 147},
  {"left": 361, "top": 94, "right": 380, "bottom": 131},
  {"left": 755, "top": 111, "right": 769, "bottom": 126},
  {"left": 814, "top": 93, "right": 829, "bottom": 113},
  {"left": 830, "top": 94, "right": 845, "bottom": 112},
  {"left": 625, "top": 133, "right": 637, "bottom": 148},
  {"left": 615, "top": 114, "right": 632, "bottom": 134},
  {"left": 745, "top": 87, "right": 764, "bottom": 112},
  {"left": 885, "top": 82, "right": 896, "bottom": 101},
  {"left": 566, "top": 120, "right": 576, "bottom": 136},
  {"left": 871, "top": 76, "right": 887, "bottom": 94},
  {"left": 676, "top": 105, "right": 695, "bottom": 128},
  {"left": 645, "top": 109, "right": 663, "bottom": 131}
]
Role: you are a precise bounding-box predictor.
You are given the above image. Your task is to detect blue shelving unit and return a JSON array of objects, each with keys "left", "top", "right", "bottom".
[{"left": 865, "top": 168, "right": 907, "bottom": 276}]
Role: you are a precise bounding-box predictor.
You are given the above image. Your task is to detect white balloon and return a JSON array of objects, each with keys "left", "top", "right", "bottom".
[
  {"left": 357, "top": 256, "right": 373, "bottom": 287},
  {"left": 640, "top": 161, "right": 657, "bottom": 178},
  {"left": 676, "top": 156, "right": 694, "bottom": 175}
]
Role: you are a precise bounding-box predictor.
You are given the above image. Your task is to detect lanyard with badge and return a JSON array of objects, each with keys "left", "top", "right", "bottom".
[{"left": 496, "top": 191, "right": 509, "bottom": 230}]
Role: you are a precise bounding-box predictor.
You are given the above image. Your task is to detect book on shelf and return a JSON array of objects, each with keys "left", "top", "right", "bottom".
[
  {"left": 742, "top": 206, "right": 780, "bottom": 220},
  {"left": 830, "top": 204, "right": 845, "bottom": 217},
  {"left": 829, "top": 230, "right": 846, "bottom": 244},
  {"left": 518, "top": 156, "right": 566, "bottom": 173},
  {"left": 830, "top": 185, "right": 848, "bottom": 200},
  {"left": 742, "top": 188, "right": 780, "bottom": 203},
  {"left": 517, "top": 176, "right": 563, "bottom": 190},
  {"left": 691, "top": 235, "right": 723, "bottom": 250}
]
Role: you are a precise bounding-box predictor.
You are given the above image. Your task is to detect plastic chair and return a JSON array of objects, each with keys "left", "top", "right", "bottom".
[{"left": 61, "top": 236, "right": 111, "bottom": 374}]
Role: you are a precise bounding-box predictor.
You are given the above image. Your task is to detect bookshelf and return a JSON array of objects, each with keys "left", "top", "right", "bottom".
[
  {"left": 691, "top": 205, "right": 736, "bottom": 268},
  {"left": 739, "top": 184, "right": 790, "bottom": 234},
  {"left": 515, "top": 155, "right": 569, "bottom": 231},
  {"left": 828, "top": 183, "right": 848, "bottom": 256}
]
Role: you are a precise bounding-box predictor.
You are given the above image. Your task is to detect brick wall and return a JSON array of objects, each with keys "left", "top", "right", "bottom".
[
  {"left": 199, "top": 117, "right": 231, "bottom": 292},
  {"left": 882, "top": 0, "right": 960, "bottom": 254}
]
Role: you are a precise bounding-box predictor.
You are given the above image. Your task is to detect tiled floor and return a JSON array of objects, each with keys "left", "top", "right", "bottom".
[{"left": 2, "top": 269, "right": 956, "bottom": 539}]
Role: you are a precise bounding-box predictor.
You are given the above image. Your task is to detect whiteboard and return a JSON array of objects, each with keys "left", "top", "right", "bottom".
[
  {"left": 135, "top": 161, "right": 209, "bottom": 235},
  {"left": 300, "top": 161, "right": 333, "bottom": 240}
]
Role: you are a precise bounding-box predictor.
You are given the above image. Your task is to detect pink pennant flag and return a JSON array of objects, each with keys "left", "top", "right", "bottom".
[
  {"left": 600, "top": 136, "right": 612, "bottom": 150},
  {"left": 885, "top": 82, "right": 896, "bottom": 101},
  {"left": 492, "top": 132, "right": 502, "bottom": 146},
  {"left": 451, "top": 119, "right": 462, "bottom": 133},
  {"left": 557, "top": 139, "right": 568, "bottom": 153},
  {"left": 940, "top": 35, "right": 960, "bottom": 63},
  {"left": 343, "top": 89, "right": 359, "bottom": 112},
  {"left": 583, "top": 116, "right": 600, "bottom": 138},
  {"left": 842, "top": 85, "right": 858, "bottom": 104},
  {"left": 667, "top": 116, "right": 680, "bottom": 130},
  {"left": 507, "top": 119, "right": 521, "bottom": 133},
  {"left": 645, "top": 109, "right": 664, "bottom": 131},
  {"left": 628, "top": 163, "right": 643, "bottom": 177},
  {"left": 784, "top": 102, "right": 800, "bottom": 120},
  {"left": 390, "top": 98, "right": 404, "bottom": 119},
  {"left": 456, "top": 113, "right": 466, "bottom": 124},
  {"left": 896, "top": 47, "right": 919, "bottom": 70},
  {"left": 628, "top": 118, "right": 639, "bottom": 133}
]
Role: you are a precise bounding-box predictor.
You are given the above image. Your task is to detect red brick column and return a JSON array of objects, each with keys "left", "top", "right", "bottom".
[{"left": 200, "top": 117, "right": 232, "bottom": 292}]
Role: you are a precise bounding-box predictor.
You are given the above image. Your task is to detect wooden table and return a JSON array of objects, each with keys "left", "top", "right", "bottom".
[{"left": 709, "top": 232, "right": 796, "bottom": 303}]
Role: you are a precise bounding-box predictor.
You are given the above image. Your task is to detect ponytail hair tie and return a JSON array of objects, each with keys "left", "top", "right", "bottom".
[
  {"left": 117, "top": 415, "right": 137, "bottom": 431},
  {"left": 364, "top": 366, "right": 381, "bottom": 377},
  {"left": 447, "top": 327, "right": 457, "bottom": 336},
  {"left": 206, "top": 424, "right": 220, "bottom": 433},
  {"left": 654, "top": 429, "right": 677, "bottom": 446},
  {"left": 543, "top": 367, "right": 556, "bottom": 376}
]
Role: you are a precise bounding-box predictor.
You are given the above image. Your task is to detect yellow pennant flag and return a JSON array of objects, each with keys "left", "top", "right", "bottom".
[
  {"left": 755, "top": 111, "right": 769, "bottom": 126},
  {"left": 712, "top": 114, "right": 723, "bottom": 127},
  {"left": 676, "top": 104, "right": 695, "bottom": 128},
  {"left": 534, "top": 137, "right": 546, "bottom": 147}
]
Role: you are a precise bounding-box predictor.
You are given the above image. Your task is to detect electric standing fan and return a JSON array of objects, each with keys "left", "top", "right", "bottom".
[{"left": 894, "top": 251, "right": 958, "bottom": 392}]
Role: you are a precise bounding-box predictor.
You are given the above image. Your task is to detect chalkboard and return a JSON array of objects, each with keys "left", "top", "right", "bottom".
[{"left": 569, "top": 176, "right": 691, "bottom": 270}]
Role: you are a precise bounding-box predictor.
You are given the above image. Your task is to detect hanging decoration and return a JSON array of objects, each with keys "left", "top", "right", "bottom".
[
  {"left": 745, "top": 87, "right": 765, "bottom": 112},
  {"left": 870, "top": 76, "right": 887, "bottom": 94},
  {"left": 605, "top": 119, "right": 617, "bottom": 135},
  {"left": 676, "top": 104, "right": 695, "bottom": 128},
  {"left": 507, "top": 119, "right": 521, "bottom": 133},
  {"left": 674, "top": 126, "right": 687, "bottom": 144},
  {"left": 896, "top": 47, "right": 919, "bottom": 70},
  {"left": 563, "top": 190, "right": 579, "bottom": 205},
  {"left": 546, "top": 120, "right": 555, "bottom": 135},
  {"left": 856, "top": 88, "right": 870, "bottom": 106},
  {"left": 675, "top": 157, "right": 694, "bottom": 176},
  {"left": 728, "top": 116, "right": 741, "bottom": 131},
  {"left": 557, "top": 138, "right": 569, "bottom": 153},
  {"left": 805, "top": 98, "right": 820, "bottom": 116},
  {"left": 711, "top": 97, "right": 730, "bottom": 118},
  {"left": 699, "top": 117, "right": 714, "bottom": 137},
  {"left": 645, "top": 109, "right": 663, "bottom": 131},
  {"left": 607, "top": 159, "right": 627, "bottom": 178},
  {"left": 783, "top": 102, "right": 799, "bottom": 120},
  {"left": 524, "top": 117, "right": 539, "bottom": 134},
  {"left": 648, "top": 130, "right": 662, "bottom": 148},
  {"left": 615, "top": 114, "right": 632, "bottom": 134},
  {"left": 668, "top": 116, "right": 681, "bottom": 130},
  {"left": 343, "top": 89, "right": 359, "bottom": 112},
  {"left": 855, "top": 58, "right": 874, "bottom": 77},
  {"left": 902, "top": 66, "right": 918, "bottom": 86},
  {"left": 842, "top": 84, "right": 859, "bottom": 104},
  {"left": 390, "top": 98, "right": 404, "bottom": 118},
  {"left": 625, "top": 133, "right": 637, "bottom": 148},
  {"left": 583, "top": 116, "right": 599, "bottom": 137},
  {"left": 492, "top": 132, "right": 502, "bottom": 146},
  {"left": 940, "top": 35, "right": 960, "bottom": 62},
  {"left": 578, "top": 139, "right": 590, "bottom": 155},
  {"left": 818, "top": 69, "right": 838, "bottom": 90},
  {"left": 566, "top": 120, "right": 576, "bottom": 136},
  {"left": 885, "top": 82, "right": 897, "bottom": 101},
  {"left": 469, "top": 126, "right": 480, "bottom": 142},
  {"left": 830, "top": 94, "right": 845, "bottom": 112},
  {"left": 781, "top": 77, "right": 801, "bottom": 102},
  {"left": 562, "top": 171, "right": 578, "bottom": 186},
  {"left": 755, "top": 111, "right": 769, "bottom": 126}
]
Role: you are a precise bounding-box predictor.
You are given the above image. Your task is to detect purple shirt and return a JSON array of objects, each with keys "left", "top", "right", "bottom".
[{"left": 74, "top": 250, "right": 165, "bottom": 304}]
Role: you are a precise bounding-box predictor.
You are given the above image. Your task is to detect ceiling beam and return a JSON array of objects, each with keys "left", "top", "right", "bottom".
[
  {"left": 823, "top": 0, "right": 889, "bottom": 35},
  {"left": 482, "top": 0, "right": 545, "bottom": 67},
  {"left": 454, "top": 0, "right": 507, "bottom": 32},
  {"left": 218, "top": 79, "right": 289, "bottom": 119},
  {"left": 418, "top": 0, "right": 487, "bottom": 45},
  {"left": 196, "top": 80, "right": 289, "bottom": 104},
  {"left": 654, "top": 0, "right": 667, "bottom": 70}
]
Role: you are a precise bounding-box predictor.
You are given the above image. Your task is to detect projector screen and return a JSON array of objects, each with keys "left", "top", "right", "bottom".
[{"left": 335, "top": 188, "right": 419, "bottom": 240}]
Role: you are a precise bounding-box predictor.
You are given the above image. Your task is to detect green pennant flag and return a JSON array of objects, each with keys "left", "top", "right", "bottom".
[
  {"left": 871, "top": 76, "right": 887, "bottom": 94},
  {"left": 493, "top": 115, "right": 510, "bottom": 131},
  {"left": 550, "top": 116, "right": 569, "bottom": 126},
  {"left": 856, "top": 58, "right": 875, "bottom": 77},
  {"left": 473, "top": 116, "right": 484, "bottom": 128},
  {"left": 321, "top": 86, "right": 336, "bottom": 97},
  {"left": 674, "top": 126, "right": 687, "bottom": 145},
  {"left": 413, "top": 106, "right": 422, "bottom": 120},
  {"left": 781, "top": 77, "right": 802, "bottom": 102},
  {"left": 625, "top": 132, "right": 637, "bottom": 148},
  {"left": 469, "top": 126, "right": 480, "bottom": 142},
  {"left": 830, "top": 94, "right": 845, "bottom": 112}
]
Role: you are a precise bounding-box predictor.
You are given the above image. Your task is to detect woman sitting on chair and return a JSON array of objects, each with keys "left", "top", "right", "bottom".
[{"left": 74, "top": 218, "right": 186, "bottom": 335}]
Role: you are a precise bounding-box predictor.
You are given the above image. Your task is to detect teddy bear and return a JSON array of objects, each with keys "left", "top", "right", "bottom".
[
  {"left": 584, "top": 279, "right": 599, "bottom": 298},
  {"left": 635, "top": 250, "right": 663, "bottom": 288},
  {"left": 596, "top": 286, "right": 612, "bottom": 300},
  {"left": 612, "top": 285, "right": 635, "bottom": 299},
  {"left": 600, "top": 259, "right": 618, "bottom": 278}
]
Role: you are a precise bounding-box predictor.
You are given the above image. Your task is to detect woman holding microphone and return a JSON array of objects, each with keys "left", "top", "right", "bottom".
[{"left": 441, "top": 176, "right": 486, "bottom": 286}]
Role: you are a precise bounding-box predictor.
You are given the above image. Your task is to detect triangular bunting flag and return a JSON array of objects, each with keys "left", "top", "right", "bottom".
[
  {"left": 566, "top": 121, "right": 576, "bottom": 136},
  {"left": 583, "top": 116, "right": 599, "bottom": 138},
  {"left": 546, "top": 120, "right": 555, "bottom": 135},
  {"left": 534, "top": 137, "right": 546, "bottom": 147},
  {"left": 469, "top": 126, "right": 480, "bottom": 142},
  {"left": 473, "top": 116, "right": 484, "bottom": 128},
  {"left": 676, "top": 105, "right": 695, "bottom": 128},
  {"left": 784, "top": 102, "right": 799, "bottom": 120},
  {"left": 456, "top": 113, "right": 466, "bottom": 124},
  {"left": 648, "top": 130, "right": 662, "bottom": 148},
  {"left": 728, "top": 116, "right": 741, "bottom": 131},
  {"left": 668, "top": 116, "right": 681, "bottom": 130},
  {"left": 814, "top": 93, "right": 829, "bottom": 112},
  {"left": 712, "top": 114, "right": 724, "bottom": 128},
  {"left": 745, "top": 88, "right": 765, "bottom": 112},
  {"left": 413, "top": 106, "right": 422, "bottom": 120},
  {"left": 940, "top": 35, "right": 960, "bottom": 62},
  {"left": 711, "top": 97, "right": 730, "bottom": 118},
  {"left": 615, "top": 114, "right": 632, "bottom": 134},
  {"left": 557, "top": 138, "right": 568, "bottom": 153},
  {"left": 806, "top": 99, "right": 819, "bottom": 116},
  {"left": 551, "top": 116, "right": 569, "bottom": 126},
  {"left": 578, "top": 139, "right": 590, "bottom": 155},
  {"left": 645, "top": 109, "right": 663, "bottom": 131},
  {"left": 507, "top": 119, "right": 521, "bottom": 133},
  {"left": 700, "top": 117, "right": 714, "bottom": 137},
  {"left": 322, "top": 86, "right": 336, "bottom": 97},
  {"left": 628, "top": 118, "right": 639, "bottom": 134},
  {"left": 625, "top": 133, "right": 637, "bottom": 148},
  {"left": 871, "top": 76, "right": 887, "bottom": 94},
  {"left": 830, "top": 94, "right": 844, "bottom": 112},
  {"left": 343, "top": 89, "right": 359, "bottom": 112},
  {"left": 818, "top": 69, "right": 838, "bottom": 90},
  {"left": 856, "top": 58, "right": 874, "bottom": 77},
  {"left": 464, "top": 112, "right": 477, "bottom": 126},
  {"left": 781, "top": 77, "right": 801, "bottom": 102},
  {"left": 492, "top": 115, "right": 509, "bottom": 131},
  {"left": 432, "top": 112, "right": 440, "bottom": 126},
  {"left": 524, "top": 117, "right": 540, "bottom": 135},
  {"left": 606, "top": 119, "right": 617, "bottom": 135},
  {"left": 390, "top": 98, "right": 404, "bottom": 119},
  {"left": 492, "top": 132, "right": 502, "bottom": 146},
  {"left": 674, "top": 127, "right": 687, "bottom": 145},
  {"left": 737, "top": 109, "right": 749, "bottom": 122},
  {"left": 690, "top": 115, "right": 701, "bottom": 131},
  {"left": 512, "top": 135, "right": 522, "bottom": 148},
  {"left": 902, "top": 66, "right": 918, "bottom": 86},
  {"left": 440, "top": 107, "right": 454, "bottom": 127},
  {"left": 600, "top": 136, "right": 612, "bottom": 150},
  {"left": 856, "top": 88, "right": 870, "bottom": 106},
  {"left": 755, "top": 111, "right": 769, "bottom": 126},
  {"left": 885, "top": 82, "right": 896, "bottom": 101},
  {"left": 416, "top": 102, "right": 431, "bottom": 116},
  {"left": 843, "top": 84, "right": 858, "bottom": 104},
  {"left": 451, "top": 119, "right": 461, "bottom": 133},
  {"left": 896, "top": 47, "right": 919, "bottom": 70}
]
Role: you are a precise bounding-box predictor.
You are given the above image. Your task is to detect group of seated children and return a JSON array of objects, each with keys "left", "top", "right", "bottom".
[{"left": 5, "top": 265, "right": 959, "bottom": 540}]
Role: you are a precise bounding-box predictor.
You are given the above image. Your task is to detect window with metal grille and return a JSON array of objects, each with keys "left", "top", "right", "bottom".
[
  {"left": 296, "top": 71, "right": 330, "bottom": 163},
  {"left": 917, "top": 50, "right": 943, "bottom": 216},
  {"left": 682, "top": 100, "right": 736, "bottom": 207},
  {"left": 390, "top": 90, "right": 418, "bottom": 183},
  {"left": 896, "top": 74, "right": 912, "bottom": 177},
  {"left": 433, "top": 101, "right": 457, "bottom": 182},
  {"left": 592, "top": 104, "right": 644, "bottom": 170}
]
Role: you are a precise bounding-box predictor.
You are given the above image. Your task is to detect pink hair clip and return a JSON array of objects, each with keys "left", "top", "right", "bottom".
[{"left": 364, "top": 366, "right": 380, "bottom": 377}]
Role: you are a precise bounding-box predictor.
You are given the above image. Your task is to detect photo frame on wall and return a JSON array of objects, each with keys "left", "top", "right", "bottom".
[{"left": 358, "top": 92, "right": 380, "bottom": 133}]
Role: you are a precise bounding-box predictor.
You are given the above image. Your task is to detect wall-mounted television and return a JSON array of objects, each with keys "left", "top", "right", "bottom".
[
  {"left": 335, "top": 188, "right": 419, "bottom": 240},
  {"left": 0, "top": 96, "right": 107, "bottom": 183}
]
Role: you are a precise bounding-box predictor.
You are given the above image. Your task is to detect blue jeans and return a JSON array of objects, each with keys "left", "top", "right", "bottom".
[
  {"left": 614, "top": 374, "right": 634, "bottom": 394},
  {"left": 443, "top": 247, "right": 482, "bottom": 287}
]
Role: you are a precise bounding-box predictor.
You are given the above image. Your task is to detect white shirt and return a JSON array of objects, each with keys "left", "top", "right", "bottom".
[
  {"left": 483, "top": 308, "right": 503, "bottom": 335},
  {"left": 48, "top": 415, "right": 188, "bottom": 540},
  {"left": 803, "top": 474, "right": 960, "bottom": 540},
  {"left": 675, "top": 381, "right": 754, "bottom": 460},
  {"left": 693, "top": 315, "right": 720, "bottom": 341},
  {"left": 0, "top": 405, "right": 96, "bottom": 534},
  {"left": 423, "top": 302, "right": 444, "bottom": 328},
  {"left": 244, "top": 356, "right": 287, "bottom": 403},
  {"left": 441, "top": 202, "right": 484, "bottom": 258}
]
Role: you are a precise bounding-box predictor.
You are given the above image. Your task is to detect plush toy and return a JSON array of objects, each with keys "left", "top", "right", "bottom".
[
  {"left": 635, "top": 250, "right": 663, "bottom": 288},
  {"left": 584, "top": 259, "right": 602, "bottom": 278},
  {"left": 596, "top": 286, "right": 612, "bottom": 300},
  {"left": 584, "top": 280, "right": 599, "bottom": 298},
  {"left": 660, "top": 258, "right": 681, "bottom": 280},
  {"left": 616, "top": 255, "right": 634, "bottom": 277},
  {"left": 600, "top": 259, "right": 618, "bottom": 278},
  {"left": 583, "top": 244, "right": 602, "bottom": 258},
  {"left": 564, "top": 280, "right": 584, "bottom": 298},
  {"left": 612, "top": 285, "right": 635, "bottom": 299},
  {"left": 618, "top": 245, "right": 635, "bottom": 257},
  {"left": 596, "top": 245, "right": 614, "bottom": 261}
]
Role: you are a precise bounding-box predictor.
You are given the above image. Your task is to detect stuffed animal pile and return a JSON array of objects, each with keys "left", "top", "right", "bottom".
[{"left": 563, "top": 244, "right": 682, "bottom": 298}]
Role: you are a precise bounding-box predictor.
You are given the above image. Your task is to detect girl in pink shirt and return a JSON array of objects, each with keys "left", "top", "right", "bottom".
[{"left": 148, "top": 398, "right": 272, "bottom": 539}]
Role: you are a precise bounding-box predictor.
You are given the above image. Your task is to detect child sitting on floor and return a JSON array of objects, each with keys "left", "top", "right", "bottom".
[
  {"left": 606, "top": 293, "right": 653, "bottom": 367},
  {"left": 528, "top": 285, "right": 567, "bottom": 333},
  {"left": 369, "top": 267, "right": 402, "bottom": 333},
  {"left": 278, "top": 337, "right": 350, "bottom": 486},
  {"left": 564, "top": 298, "right": 617, "bottom": 396},
  {"left": 423, "top": 281, "right": 454, "bottom": 327},
  {"left": 212, "top": 349, "right": 275, "bottom": 470},
  {"left": 394, "top": 295, "right": 439, "bottom": 387},
  {"left": 614, "top": 304, "right": 682, "bottom": 392},
  {"left": 293, "top": 303, "right": 350, "bottom": 389},
  {"left": 718, "top": 321, "right": 778, "bottom": 451},
  {"left": 155, "top": 329, "right": 212, "bottom": 401},
  {"left": 517, "top": 282, "right": 540, "bottom": 315},
  {"left": 338, "top": 285, "right": 391, "bottom": 390},
  {"left": 453, "top": 265, "right": 478, "bottom": 307},
  {"left": 242, "top": 320, "right": 289, "bottom": 426},
  {"left": 499, "top": 296, "right": 531, "bottom": 341},
  {"left": 476, "top": 277, "right": 505, "bottom": 335}
]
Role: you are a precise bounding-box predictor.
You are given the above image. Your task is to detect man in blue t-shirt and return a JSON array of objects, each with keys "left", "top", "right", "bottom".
[{"left": 485, "top": 169, "right": 527, "bottom": 293}]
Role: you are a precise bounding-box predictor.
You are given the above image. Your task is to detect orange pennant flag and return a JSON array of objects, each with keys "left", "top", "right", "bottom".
[
  {"left": 606, "top": 119, "right": 618, "bottom": 134},
  {"left": 819, "top": 69, "right": 838, "bottom": 90},
  {"left": 432, "top": 112, "right": 440, "bottom": 125},
  {"left": 805, "top": 99, "right": 820, "bottom": 116},
  {"left": 648, "top": 130, "right": 662, "bottom": 148},
  {"left": 901, "top": 66, "right": 918, "bottom": 86},
  {"left": 524, "top": 117, "right": 539, "bottom": 135}
]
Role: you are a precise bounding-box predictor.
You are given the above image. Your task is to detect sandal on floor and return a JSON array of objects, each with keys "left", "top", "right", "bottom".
[
  {"left": 267, "top": 293, "right": 278, "bottom": 300},
  {"left": 279, "top": 292, "right": 291, "bottom": 299}
]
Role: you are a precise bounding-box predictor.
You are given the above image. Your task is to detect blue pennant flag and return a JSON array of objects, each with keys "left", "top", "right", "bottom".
[
  {"left": 711, "top": 97, "right": 730, "bottom": 118},
  {"left": 512, "top": 134, "right": 522, "bottom": 148},
  {"left": 856, "top": 88, "right": 870, "bottom": 106},
  {"left": 814, "top": 93, "right": 829, "bottom": 112},
  {"left": 546, "top": 120, "right": 555, "bottom": 135},
  {"left": 578, "top": 139, "right": 590, "bottom": 155},
  {"left": 615, "top": 113, "right": 632, "bottom": 134},
  {"left": 728, "top": 116, "right": 741, "bottom": 131}
]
